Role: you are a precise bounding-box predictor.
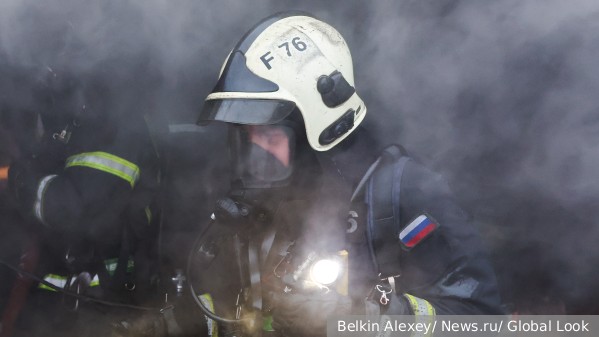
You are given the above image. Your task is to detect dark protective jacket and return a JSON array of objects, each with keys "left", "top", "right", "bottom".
[
  {"left": 189, "top": 146, "right": 502, "bottom": 337},
  {"left": 347, "top": 152, "right": 502, "bottom": 315},
  {"left": 9, "top": 109, "right": 160, "bottom": 301}
]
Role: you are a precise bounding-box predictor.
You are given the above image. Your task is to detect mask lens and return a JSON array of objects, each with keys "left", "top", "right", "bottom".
[{"left": 230, "top": 124, "right": 295, "bottom": 187}]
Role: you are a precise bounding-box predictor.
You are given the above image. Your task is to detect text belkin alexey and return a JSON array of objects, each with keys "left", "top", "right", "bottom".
[{"left": 337, "top": 318, "right": 434, "bottom": 334}]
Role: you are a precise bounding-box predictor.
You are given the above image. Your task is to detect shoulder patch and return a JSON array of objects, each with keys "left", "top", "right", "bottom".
[{"left": 399, "top": 214, "right": 438, "bottom": 249}]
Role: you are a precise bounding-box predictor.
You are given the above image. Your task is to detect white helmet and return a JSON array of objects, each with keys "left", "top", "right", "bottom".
[{"left": 198, "top": 12, "right": 367, "bottom": 151}]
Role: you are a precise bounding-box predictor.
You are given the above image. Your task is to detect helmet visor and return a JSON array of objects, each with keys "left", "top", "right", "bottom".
[
  {"left": 230, "top": 124, "right": 296, "bottom": 188},
  {"left": 198, "top": 99, "right": 296, "bottom": 126}
]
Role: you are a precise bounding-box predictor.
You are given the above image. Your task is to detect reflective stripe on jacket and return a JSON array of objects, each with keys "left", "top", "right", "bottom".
[{"left": 65, "top": 151, "right": 140, "bottom": 188}]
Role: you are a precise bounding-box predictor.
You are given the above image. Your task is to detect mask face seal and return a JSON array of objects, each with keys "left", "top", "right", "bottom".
[{"left": 229, "top": 124, "right": 296, "bottom": 189}]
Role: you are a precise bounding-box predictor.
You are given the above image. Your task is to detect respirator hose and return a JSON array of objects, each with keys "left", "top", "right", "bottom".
[{"left": 186, "top": 220, "right": 251, "bottom": 325}]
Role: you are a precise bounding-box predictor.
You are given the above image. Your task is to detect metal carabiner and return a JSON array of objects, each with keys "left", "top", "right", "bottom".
[{"left": 375, "top": 284, "right": 393, "bottom": 306}]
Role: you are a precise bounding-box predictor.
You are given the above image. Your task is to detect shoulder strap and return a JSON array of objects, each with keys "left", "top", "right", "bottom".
[{"left": 364, "top": 145, "right": 410, "bottom": 279}]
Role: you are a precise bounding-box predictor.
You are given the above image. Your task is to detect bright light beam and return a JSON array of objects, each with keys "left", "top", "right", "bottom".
[{"left": 309, "top": 259, "right": 340, "bottom": 286}]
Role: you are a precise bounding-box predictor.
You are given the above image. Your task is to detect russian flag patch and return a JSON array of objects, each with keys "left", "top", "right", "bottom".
[{"left": 399, "top": 214, "right": 438, "bottom": 249}]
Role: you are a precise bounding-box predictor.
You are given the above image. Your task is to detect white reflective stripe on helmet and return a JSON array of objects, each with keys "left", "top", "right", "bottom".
[
  {"left": 33, "top": 174, "right": 58, "bottom": 226},
  {"left": 65, "top": 151, "right": 140, "bottom": 188}
]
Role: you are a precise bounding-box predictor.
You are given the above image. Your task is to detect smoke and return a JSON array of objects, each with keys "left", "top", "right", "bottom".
[
  {"left": 1, "top": 0, "right": 599, "bottom": 313},
  {"left": 359, "top": 0, "right": 599, "bottom": 311}
]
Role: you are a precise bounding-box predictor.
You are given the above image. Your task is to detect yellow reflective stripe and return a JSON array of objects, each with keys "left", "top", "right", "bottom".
[
  {"left": 90, "top": 274, "right": 100, "bottom": 287},
  {"left": 404, "top": 294, "right": 435, "bottom": 337},
  {"left": 38, "top": 273, "right": 101, "bottom": 290},
  {"left": 38, "top": 274, "right": 68, "bottom": 291},
  {"left": 404, "top": 294, "right": 435, "bottom": 316},
  {"left": 199, "top": 293, "right": 218, "bottom": 337},
  {"left": 65, "top": 151, "right": 140, "bottom": 188},
  {"left": 38, "top": 283, "right": 57, "bottom": 291},
  {"left": 336, "top": 250, "right": 349, "bottom": 296}
]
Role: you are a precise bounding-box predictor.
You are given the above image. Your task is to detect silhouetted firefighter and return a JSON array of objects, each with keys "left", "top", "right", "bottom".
[{"left": 6, "top": 62, "right": 162, "bottom": 337}]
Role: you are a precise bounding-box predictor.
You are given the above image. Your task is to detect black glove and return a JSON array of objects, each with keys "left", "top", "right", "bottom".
[{"left": 272, "top": 290, "right": 352, "bottom": 337}]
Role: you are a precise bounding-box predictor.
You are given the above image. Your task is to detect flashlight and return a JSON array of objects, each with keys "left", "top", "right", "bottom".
[
  {"left": 309, "top": 258, "right": 341, "bottom": 285},
  {"left": 280, "top": 250, "right": 348, "bottom": 294}
]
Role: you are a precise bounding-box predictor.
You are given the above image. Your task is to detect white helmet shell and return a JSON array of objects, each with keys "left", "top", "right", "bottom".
[{"left": 199, "top": 12, "right": 367, "bottom": 151}]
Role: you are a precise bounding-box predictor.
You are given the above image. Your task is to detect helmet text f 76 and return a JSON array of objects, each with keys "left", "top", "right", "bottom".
[{"left": 199, "top": 12, "right": 367, "bottom": 151}]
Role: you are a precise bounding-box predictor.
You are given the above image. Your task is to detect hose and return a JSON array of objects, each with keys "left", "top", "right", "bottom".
[{"left": 185, "top": 220, "right": 251, "bottom": 325}]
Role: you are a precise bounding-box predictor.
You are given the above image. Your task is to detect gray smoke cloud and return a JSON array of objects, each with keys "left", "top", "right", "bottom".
[
  {"left": 358, "top": 0, "right": 599, "bottom": 311},
  {"left": 1, "top": 0, "right": 599, "bottom": 313}
]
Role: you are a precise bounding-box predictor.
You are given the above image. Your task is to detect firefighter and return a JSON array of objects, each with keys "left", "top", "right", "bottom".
[
  {"left": 6, "top": 62, "right": 161, "bottom": 336},
  {"left": 193, "top": 12, "right": 503, "bottom": 337}
]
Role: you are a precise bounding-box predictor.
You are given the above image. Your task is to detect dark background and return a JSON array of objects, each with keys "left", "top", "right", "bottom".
[{"left": 1, "top": 0, "right": 598, "bottom": 313}]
